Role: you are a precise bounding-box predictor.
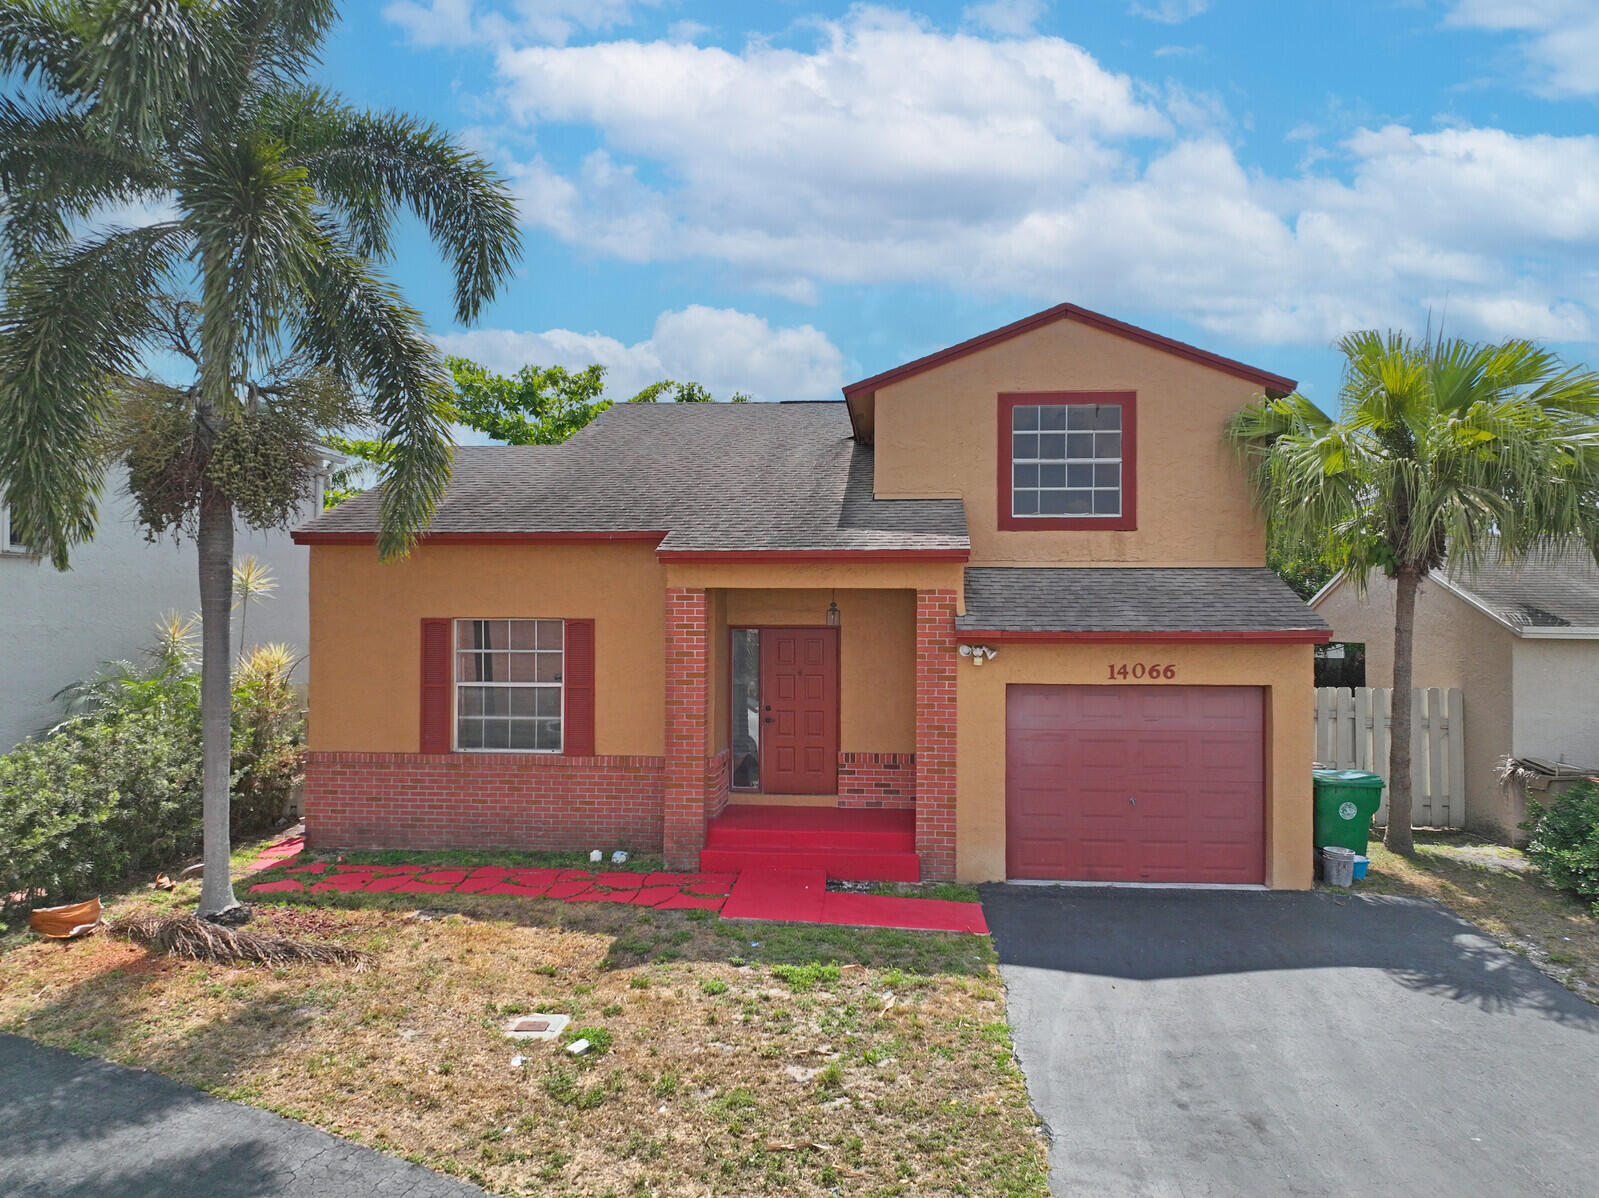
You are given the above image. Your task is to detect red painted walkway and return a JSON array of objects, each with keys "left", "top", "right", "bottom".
[
  {"left": 720, "top": 869, "right": 989, "bottom": 934},
  {"left": 245, "top": 851, "right": 986, "bottom": 934}
]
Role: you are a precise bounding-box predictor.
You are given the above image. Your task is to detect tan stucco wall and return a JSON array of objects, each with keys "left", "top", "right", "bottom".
[
  {"left": 1511, "top": 639, "right": 1599, "bottom": 767},
  {"left": 1312, "top": 574, "right": 1517, "bottom": 838},
  {"left": 665, "top": 561, "right": 963, "bottom": 597},
  {"left": 953, "top": 641, "right": 1315, "bottom": 888},
  {"left": 307, "top": 542, "right": 667, "bottom": 755},
  {"left": 871, "top": 318, "right": 1271, "bottom": 566},
  {"left": 719, "top": 588, "right": 916, "bottom": 754}
]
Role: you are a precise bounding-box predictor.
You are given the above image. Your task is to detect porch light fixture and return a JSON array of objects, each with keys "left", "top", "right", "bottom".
[
  {"left": 959, "top": 643, "right": 998, "bottom": 666},
  {"left": 826, "top": 592, "right": 841, "bottom": 627}
]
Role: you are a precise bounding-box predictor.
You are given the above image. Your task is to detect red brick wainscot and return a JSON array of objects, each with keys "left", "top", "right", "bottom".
[
  {"left": 837, "top": 752, "right": 917, "bottom": 809},
  {"left": 303, "top": 752, "right": 666, "bottom": 854},
  {"left": 704, "top": 749, "right": 732, "bottom": 821}
]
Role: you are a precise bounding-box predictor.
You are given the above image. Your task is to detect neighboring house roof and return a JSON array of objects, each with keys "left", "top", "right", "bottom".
[
  {"left": 956, "top": 567, "right": 1330, "bottom": 641},
  {"left": 1431, "top": 543, "right": 1599, "bottom": 636},
  {"left": 295, "top": 401, "right": 970, "bottom": 558},
  {"left": 840, "top": 303, "right": 1298, "bottom": 443},
  {"left": 1310, "top": 542, "right": 1599, "bottom": 639}
]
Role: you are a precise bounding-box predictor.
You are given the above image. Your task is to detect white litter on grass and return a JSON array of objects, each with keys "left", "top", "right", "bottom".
[
  {"left": 566, "top": 1038, "right": 592, "bottom": 1056},
  {"left": 589, "top": 850, "right": 603, "bottom": 863},
  {"left": 510, "top": 1055, "right": 527, "bottom": 1068},
  {"left": 611, "top": 850, "right": 629, "bottom": 864}
]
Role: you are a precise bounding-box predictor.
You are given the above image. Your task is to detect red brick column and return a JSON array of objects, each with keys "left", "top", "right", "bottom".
[
  {"left": 914, "top": 589, "right": 959, "bottom": 880},
  {"left": 664, "top": 586, "right": 710, "bottom": 868}
]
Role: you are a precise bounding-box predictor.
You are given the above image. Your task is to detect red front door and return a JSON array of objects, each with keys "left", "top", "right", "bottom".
[{"left": 760, "top": 628, "right": 839, "bottom": 794}]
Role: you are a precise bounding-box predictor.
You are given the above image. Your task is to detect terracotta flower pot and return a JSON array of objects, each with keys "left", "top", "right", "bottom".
[{"left": 29, "top": 898, "right": 102, "bottom": 939}]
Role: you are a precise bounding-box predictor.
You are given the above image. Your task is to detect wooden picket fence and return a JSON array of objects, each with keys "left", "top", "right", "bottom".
[{"left": 1312, "top": 687, "right": 1466, "bottom": 828}]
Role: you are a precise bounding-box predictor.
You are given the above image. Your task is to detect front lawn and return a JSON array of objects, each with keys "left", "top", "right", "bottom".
[
  {"left": 0, "top": 857, "right": 1047, "bottom": 1197},
  {"left": 1359, "top": 832, "right": 1599, "bottom": 1005}
]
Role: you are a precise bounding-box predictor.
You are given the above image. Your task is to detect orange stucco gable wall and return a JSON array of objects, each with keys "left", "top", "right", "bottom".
[{"left": 870, "top": 316, "right": 1272, "bottom": 567}]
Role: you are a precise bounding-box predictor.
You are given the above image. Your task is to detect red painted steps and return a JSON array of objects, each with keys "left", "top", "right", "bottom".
[{"left": 700, "top": 804, "right": 920, "bottom": 882}]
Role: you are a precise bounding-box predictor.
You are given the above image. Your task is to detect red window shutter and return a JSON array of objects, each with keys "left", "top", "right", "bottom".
[
  {"left": 564, "top": 618, "right": 596, "bottom": 756},
  {"left": 419, "top": 618, "right": 452, "bottom": 754}
]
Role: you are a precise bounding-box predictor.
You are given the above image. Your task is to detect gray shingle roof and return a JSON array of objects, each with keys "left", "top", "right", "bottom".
[
  {"left": 300, "top": 402, "right": 969, "bottom": 554},
  {"left": 1441, "top": 543, "right": 1599, "bottom": 630},
  {"left": 957, "top": 567, "right": 1330, "bottom": 634}
]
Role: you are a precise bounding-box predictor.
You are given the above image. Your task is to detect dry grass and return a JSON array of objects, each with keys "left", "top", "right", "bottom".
[
  {"left": 1358, "top": 832, "right": 1599, "bottom": 1005},
  {"left": 0, "top": 874, "right": 1046, "bottom": 1197}
]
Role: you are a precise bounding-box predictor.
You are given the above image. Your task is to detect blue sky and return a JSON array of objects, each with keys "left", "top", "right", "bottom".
[{"left": 312, "top": 0, "right": 1599, "bottom": 406}]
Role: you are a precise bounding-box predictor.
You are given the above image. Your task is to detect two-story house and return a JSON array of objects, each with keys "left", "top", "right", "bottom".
[{"left": 293, "top": 305, "right": 1329, "bottom": 888}]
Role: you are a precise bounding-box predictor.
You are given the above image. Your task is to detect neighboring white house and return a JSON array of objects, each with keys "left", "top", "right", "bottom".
[
  {"left": 0, "top": 457, "right": 340, "bottom": 749},
  {"left": 1311, "top": 544, "right": 1599, "bottom": 841}
]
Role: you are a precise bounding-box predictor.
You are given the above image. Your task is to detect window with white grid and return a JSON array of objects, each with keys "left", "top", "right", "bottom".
[
  {"left": 1009, "top": 403, "right": 1123, "bottom": 518},
  {"left": 455, "top": 619, "right": 563, "bottom": 752}
]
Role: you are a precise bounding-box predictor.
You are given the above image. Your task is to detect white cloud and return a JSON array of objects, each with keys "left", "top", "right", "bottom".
[
  {"left": 1128, "top": 0, "right": 1209, "bottom": 24},
  {"left": 434, "top": 306, "right": 847, "bottom": 401},
  {"left": 1447, "top": 0, "right": 1599, "bottom": 96},
  {"left": 962, "top": 0, "right": 1047, "bottom": 37},
  {"left": 404, "top": 6, "right": 1599, "bottom": 349}
]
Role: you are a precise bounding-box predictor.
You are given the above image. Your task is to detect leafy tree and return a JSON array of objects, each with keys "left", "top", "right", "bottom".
[
  {"left": 447, "top": 356, "right": 747, "bottom": 446},
  {"left": 1229, "top": 330, "right": 1599, "bottom": 853},
  {"left": 326, "top": 359, "right": 748, "bottom": 502},
  {"left": 0, "top": 0, "right": 519, "bottom": 917}
]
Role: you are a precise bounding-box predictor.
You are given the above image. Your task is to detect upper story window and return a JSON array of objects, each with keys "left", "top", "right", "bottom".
[
  {"left": 997, "top": 392, "right": 1136, "bottom": 532},
  {"left": 455, "top": 618, "right": 563, "bottom": 752}
]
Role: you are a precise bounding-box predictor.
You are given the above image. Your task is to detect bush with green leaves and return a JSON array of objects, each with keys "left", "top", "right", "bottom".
[
  {"left": 0, "top": 625, "right": 305, "bottom": 919},
  {"left": 1521, "top": 780, "right": 1599, "bottom": 914}
]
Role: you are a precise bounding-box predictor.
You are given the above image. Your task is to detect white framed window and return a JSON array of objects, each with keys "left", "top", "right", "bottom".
[
  {"left": 1010, "top": 402, "right": 1122, "bottom": 518},
  {"left": 454, "top": 618, "right": 564, "bottom": 752},
  {"left": 0, "top": 506, "right": 31, "bottom": 555}
]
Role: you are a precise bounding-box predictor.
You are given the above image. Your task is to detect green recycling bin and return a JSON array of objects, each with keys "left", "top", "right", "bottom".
[{"left": 1312, "top": 769, "right": 1385, "bottom": 853}]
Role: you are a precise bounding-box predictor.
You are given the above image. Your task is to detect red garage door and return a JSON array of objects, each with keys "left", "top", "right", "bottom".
[{"left": 1006, "top": 685, "right": 1265, "bottom": 884}]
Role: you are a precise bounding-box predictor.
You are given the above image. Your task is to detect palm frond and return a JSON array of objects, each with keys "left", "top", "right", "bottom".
[
  {"left": 0, "top": 220, "right": 191, "bottom": 566},
  {"left": 0, "top": 96, "right": 168, "bottom": 264},
  {"left": 277, "top": 89, "right": 521, "bottom": 322},
  {"left": 0, "top": 0, "right": 85, "bottom": 95},
  {"left": 294, "top": 234, "right": 455, "bottom": 559}
]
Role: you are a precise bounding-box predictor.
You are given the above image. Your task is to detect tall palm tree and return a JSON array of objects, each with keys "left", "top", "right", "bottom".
[
  {"left": 1229, "top": 331, "right": 1599, "bottom": 853},
  {"left": 0, "top": 0, "right": 520, "bottom": 917}
]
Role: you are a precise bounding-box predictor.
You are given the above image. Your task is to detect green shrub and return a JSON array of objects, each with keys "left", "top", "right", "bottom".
[
  {"left": 1522, "top": 780, "right": 1599, "bottom": 914},
  {"left": 0, "top": 624, "right": 305, "bottom": 919}
]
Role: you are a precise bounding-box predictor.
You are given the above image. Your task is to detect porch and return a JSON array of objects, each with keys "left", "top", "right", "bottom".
[
  {"left": 663, "top": 582, "right": 959, "bottom": 879},
  {"left": 699, "top": 802, "right": 919, "bottom": 881}
]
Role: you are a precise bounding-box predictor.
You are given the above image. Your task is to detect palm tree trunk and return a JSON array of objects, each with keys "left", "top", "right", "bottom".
[
  {"left": 1384, "top": 565, "right": 1419, "bottom": 855},
  {"left": 196, "top": 482, "right": 242, "bottom": 918}
]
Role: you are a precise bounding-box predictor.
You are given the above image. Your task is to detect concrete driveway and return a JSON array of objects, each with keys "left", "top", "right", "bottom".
[
  {"left": 982, "top": 885, "right": 1599, "bottom": 1198},
  {"left": 0, "top": 1034, "right": 485, "bottom": 1198}
]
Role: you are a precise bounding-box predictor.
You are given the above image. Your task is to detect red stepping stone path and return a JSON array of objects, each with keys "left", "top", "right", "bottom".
[{"left": 246, "top": 858, "right": 987, "bottom": 934}]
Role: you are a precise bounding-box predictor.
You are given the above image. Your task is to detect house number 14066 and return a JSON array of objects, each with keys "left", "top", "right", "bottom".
[{"left": 1108, "top": 663, "right": 1177, "bottom": 680}]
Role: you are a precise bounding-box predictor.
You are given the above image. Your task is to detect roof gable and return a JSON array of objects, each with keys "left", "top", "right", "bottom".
[{"left": 842, "top": 304, "right": 1297, "bottom": 442}]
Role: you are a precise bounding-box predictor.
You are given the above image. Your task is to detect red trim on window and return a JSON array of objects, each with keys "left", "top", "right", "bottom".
[
  {"left": 563, "top": 618, "right": 596, "bottom": 756},
  {"left": 419, "top": 618, "right": 453, "bottom": 753},
  {"left": 997, "top": 392, "right": 1137, "bottom": 533},
  {"left": 956, "top": 628, "right": 1331, "bottom": 644},
  {"left": 292, "top": 530, "right": 667, "bottom": 546},
  {"left": 842, "top": 303, "right": 1297, "bottom": 399},
  {"left": 655, "top": 548, "right": 969, "bottom": 562}
]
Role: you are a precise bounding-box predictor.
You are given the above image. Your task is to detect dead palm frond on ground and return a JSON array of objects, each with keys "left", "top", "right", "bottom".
[{"left": 109, "top": 913, "right": 368, "bottom": 969}]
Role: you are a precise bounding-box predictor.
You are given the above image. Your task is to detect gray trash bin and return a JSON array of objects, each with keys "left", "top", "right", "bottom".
[{"left": 1320, "top": 845, "right": 1356, "bottom": 887}]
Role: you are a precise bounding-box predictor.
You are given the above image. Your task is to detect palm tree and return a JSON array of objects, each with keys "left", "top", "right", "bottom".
[
  {"left": 1229, "top": 330, "right": 1599, "bottom": 853},
  {"left": 0, "top": 0, "right": 520, "bottom": 917}
]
